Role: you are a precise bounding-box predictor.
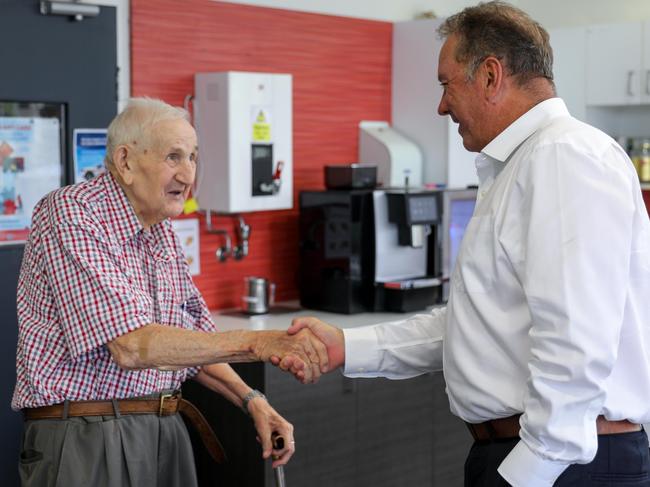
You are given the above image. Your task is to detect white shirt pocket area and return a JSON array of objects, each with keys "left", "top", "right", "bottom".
[{"left": 454, "top": 215, "right": 498, "bottom": 294}]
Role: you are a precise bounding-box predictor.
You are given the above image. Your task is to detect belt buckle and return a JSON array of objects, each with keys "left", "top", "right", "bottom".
[{"left": 159, "top": 393, "right": 173, "bottom": 416}]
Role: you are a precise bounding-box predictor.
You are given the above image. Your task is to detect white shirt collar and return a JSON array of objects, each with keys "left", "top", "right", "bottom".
[{"left": 481, "top": 97, "right": 570, "bottom": 163}]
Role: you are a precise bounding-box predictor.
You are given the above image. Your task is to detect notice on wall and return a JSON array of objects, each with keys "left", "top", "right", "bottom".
[
  {"left": 0, "top": 116, "right": 62, "bottom": 243},
  {"left": 73, "top": 128, "right": 107, "bottom": 183},
  {"left": 251, "top": 106, "right": 272, "bottom": 143},
  {"left": 171, "top": 218, "right": 200, "bottom": 276}
]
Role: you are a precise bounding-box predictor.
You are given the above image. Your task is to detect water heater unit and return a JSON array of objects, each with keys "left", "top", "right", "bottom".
[{"left": 194, "top": 71, "right": 293, "bottom": 213}]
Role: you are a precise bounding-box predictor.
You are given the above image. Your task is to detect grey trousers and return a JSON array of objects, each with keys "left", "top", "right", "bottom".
[{"left": 19, "top": 413, "right": 198, "bottom": 487}]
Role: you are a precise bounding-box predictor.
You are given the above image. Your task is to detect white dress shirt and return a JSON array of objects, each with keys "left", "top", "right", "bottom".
[{"left": 343, "top": 98, "right": 650, "bottom": 486}]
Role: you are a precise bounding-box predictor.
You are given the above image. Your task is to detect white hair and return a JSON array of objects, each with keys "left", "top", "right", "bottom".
[{"left": 104, "top": 97, "right": 190, "bottom": 167}]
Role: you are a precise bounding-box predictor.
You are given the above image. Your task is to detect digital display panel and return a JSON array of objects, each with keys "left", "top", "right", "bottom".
[
  {"left": 252, "top": 144, "right": 272, "bottom": 161},
  {"left": 407, "top": 194, "right": 438, "bottom": 223}
]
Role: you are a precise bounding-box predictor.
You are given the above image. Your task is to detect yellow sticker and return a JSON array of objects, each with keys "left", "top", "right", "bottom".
[
  {"left": 253, "top": 123, "right": 271, "bottom": 142},
  {"left": 252, "top": 109, "right": 272, "bottom": 142},
  {"left": 183, "top": 197, "right": 199, "bottom": 214}
]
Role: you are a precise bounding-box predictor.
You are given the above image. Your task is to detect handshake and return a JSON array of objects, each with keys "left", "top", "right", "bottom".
[{"left": 253, "top": 317, "right": 344, "bottom": 384}]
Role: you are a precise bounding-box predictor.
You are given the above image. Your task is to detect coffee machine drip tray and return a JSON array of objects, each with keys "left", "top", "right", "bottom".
[
  {"left": 382, "top": 277, "right": 441, "bottom": 290},
  {"left": 378, "top": 278, "right": 442, "bottom": 313}
]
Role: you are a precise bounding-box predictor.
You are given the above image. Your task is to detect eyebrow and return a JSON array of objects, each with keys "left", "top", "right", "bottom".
[{"left": 167, "top": 145, "right": 198, "bottom": 154}]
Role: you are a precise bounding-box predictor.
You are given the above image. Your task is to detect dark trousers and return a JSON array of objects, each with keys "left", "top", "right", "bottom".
[{"left": 465, "top": 430, "right": 650, "bottom": 486}]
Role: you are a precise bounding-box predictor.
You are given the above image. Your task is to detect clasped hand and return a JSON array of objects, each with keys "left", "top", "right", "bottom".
[
  {"left": 254, "top": 328, "right": 329, "bottom": 383},
  {"left": 269, "top": 317, "right": 345, "bottom": 383}
]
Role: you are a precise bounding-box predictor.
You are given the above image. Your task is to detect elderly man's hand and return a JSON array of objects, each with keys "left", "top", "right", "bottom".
[
  {"left": 270, "top": 317, "right": 345, "bottom": 383},
  {"left": 253, "top": 329, "right": 328, "bottom": 383},
  {"left": 246, "top": 395, "right": 296, "bottom": 467}
]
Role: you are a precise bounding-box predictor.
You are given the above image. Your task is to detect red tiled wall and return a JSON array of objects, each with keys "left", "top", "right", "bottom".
[{"left": 131, "top": 0, "right": 392, "bottom": 310}]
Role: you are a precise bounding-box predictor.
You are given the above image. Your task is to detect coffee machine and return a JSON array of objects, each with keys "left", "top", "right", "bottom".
[{"left": 299, "top": 187, "right": 443, "bottom": 314}]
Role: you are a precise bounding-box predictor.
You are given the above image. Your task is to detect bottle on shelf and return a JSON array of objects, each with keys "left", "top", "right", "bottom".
[{"left": 630, "top": 137, "right": 650, "bottom": 183}]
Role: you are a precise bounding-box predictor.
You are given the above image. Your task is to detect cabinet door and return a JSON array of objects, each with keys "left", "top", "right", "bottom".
[
  {"left": 586, "top": 23, "right": 642, "bottom": 106},
  {"left": 356, "top": 373, "right": 440, "bottom": 486},
  {"left": 642, "top": 21, "right": 650, "bottom": 104},
  {"left": 264, "top": 366, "right": 357, "bottom": 487}
]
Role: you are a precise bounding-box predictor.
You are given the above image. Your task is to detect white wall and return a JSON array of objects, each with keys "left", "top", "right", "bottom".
[
  {"left": 213, "top": 0, "right": 477, "bottom": 22},
  {"left": 520, "top": 0, "right": 650, "bottom": 28},
  {"left": 88, "top": 0, "right": 650, "bottom": 110},
  {"left": 216, "top": 0, "right": 650, "bottom": 27}
]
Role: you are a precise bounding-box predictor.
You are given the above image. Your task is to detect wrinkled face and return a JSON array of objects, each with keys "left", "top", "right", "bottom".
[
  {"left": 437, "top": 35, "right": 488, "bottom": 152},
  {"left": 127, "top": 118, "right": 198, "bottom": 227}
]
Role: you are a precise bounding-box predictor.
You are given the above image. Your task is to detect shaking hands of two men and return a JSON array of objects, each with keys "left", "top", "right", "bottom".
[{"left": 269, "top": 317, "right": 344, "bottom": 383}]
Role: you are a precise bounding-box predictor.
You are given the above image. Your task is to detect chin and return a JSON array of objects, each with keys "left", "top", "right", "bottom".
[
  {"left": 163, "top": 205, "right": 184, "bottom": 220},
  {"left": 461, "top": 137, "right": 481, "bottom": 153}
]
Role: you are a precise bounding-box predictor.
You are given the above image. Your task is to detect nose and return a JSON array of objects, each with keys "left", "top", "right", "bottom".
[
  {"left": 437, "top": 94, "right": 448, "bottom": 116},
  {"left": 176, "top": 158, "right": 196, "bottom": 185}
]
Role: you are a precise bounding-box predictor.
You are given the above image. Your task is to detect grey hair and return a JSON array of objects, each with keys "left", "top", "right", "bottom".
[
  {"left": 437, "top": 1, "right": 554, "bottom": 88},
  {"left": 104, "top": 97, "right": 190, "bottom": 167}
]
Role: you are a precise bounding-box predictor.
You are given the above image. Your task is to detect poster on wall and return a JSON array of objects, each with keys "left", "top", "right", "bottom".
[
  {"left": 171, "top": 218, "right": 200, "bottom": 276},
  {"left": 73, "top": 128, "right": 107, "bottom": 183},
  {"left": 0, "top": 113, "right": 63, "bottom": 243}
]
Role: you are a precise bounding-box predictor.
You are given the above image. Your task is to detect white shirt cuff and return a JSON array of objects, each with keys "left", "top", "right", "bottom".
[
  {"left": 342, "top": 326, "right": 382, "bottom": 377},
  {"left": 498, "top": 440, "right": 569, "bottom": 487}
]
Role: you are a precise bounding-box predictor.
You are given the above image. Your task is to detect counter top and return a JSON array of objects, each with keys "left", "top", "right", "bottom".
[{"left": 210, "top": 301, "right": 436, "bottom": 332}]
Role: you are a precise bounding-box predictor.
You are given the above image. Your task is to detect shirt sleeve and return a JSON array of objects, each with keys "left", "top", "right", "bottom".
[
  {"left": 497, "top": 141, "right": 637, "bottom": 486},
  {"left": 43, "top": 208, "right": 153, "bottom": 359},
  {"left": 343, "top": 307, "right": 446, "bottom": 378}
]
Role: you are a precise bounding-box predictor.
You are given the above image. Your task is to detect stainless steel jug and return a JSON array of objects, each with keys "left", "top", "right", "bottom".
[{"left": 242, "top": 276, "right": 275, "bottom": 314}]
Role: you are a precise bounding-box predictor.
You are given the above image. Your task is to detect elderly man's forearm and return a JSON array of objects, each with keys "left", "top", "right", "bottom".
[{"left": 108, "top": 324, "right": 275, "bottom": 369}]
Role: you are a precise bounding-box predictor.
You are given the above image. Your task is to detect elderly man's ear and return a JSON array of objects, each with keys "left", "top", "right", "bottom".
[{"left": 112, "top": 146, "right": 135, "bottom": 185}]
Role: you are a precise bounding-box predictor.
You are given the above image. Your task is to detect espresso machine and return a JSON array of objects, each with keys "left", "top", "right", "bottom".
[{"left": 299, "top": 185, "right": 443, "bottom": 314}]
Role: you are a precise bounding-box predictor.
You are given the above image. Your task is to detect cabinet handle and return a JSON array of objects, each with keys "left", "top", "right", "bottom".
[
  {"left": 627, "top": 70, "right": 635, "bottom": 97},
  {"left": 646, "top": 70, "right": 650, "bottom": 96}
]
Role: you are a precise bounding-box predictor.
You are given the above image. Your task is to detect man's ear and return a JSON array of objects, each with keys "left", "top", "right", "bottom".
[
  {"left": 481, "top": 56, "right": 505, "bottom": 102},
  {"left": 112, "top": 145, "right": 135, "bottom": 185}
]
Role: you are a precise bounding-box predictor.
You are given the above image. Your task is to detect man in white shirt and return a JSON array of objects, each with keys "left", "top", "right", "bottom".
[{"left": 281, "top": 2, "right": 650, "bottom": 486}]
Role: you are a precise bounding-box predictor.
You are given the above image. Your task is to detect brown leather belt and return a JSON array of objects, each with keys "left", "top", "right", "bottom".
[
  {"left": 22, "top": 392, "right": 226, "bottom": 464},
  {"left": 466, "top": 414, "right": 641, "bottom": 442}
]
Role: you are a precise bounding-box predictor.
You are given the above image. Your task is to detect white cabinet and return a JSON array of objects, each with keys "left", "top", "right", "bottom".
[
  {"left": 644, "top": 20, "right": 650, "bottom": 103},
  {"left": 586, "top": 22, "right": 648, "bottom": 106},
  {"left": 392, "top": 19, "right": 477, "bottom": 189}
]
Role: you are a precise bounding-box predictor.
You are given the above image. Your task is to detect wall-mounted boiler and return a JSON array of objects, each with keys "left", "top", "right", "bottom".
[{"left": 194, "top": 71, "right": 293, "bottom": 213}]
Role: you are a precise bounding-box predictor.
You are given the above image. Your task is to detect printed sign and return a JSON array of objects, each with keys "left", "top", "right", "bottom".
[
  {"left": 74, "top": 129, "right": 107, "bottom": 183},
  {"left": 0, "top": 116, "right": 62, "bottom": 243}
]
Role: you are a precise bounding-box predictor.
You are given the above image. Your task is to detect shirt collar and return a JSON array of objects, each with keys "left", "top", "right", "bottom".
[
  {"left": 481, "top": 97, "right": 570, "bottom": 163},
  {"left": 101, "top": 171, "right": 144, "bottom": 246},
  {"left": 101, "top": 172, "right": 177, "bottom": 260}
]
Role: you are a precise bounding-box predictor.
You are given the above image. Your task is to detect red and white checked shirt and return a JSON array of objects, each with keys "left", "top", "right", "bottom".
[{"left": 12, "top": 172, "right": 216, "bottom": 409}]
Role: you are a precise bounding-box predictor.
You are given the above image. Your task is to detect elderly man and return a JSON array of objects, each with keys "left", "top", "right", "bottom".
[
  {"left": 13, "top": 98, "right": 327, "bottom": 487},
  {"left": 283, "top": 2, "right": 650, "bottom": 486}
]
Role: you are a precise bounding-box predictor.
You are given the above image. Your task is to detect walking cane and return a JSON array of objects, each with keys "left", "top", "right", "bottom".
[{"left": 272, "top": 434, "right": 287, "bottom": 487}]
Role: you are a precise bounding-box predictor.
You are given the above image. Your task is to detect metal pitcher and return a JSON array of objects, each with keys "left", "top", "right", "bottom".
[{"left": 242, "top": 276, "right": 275, "bottom": 315}]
